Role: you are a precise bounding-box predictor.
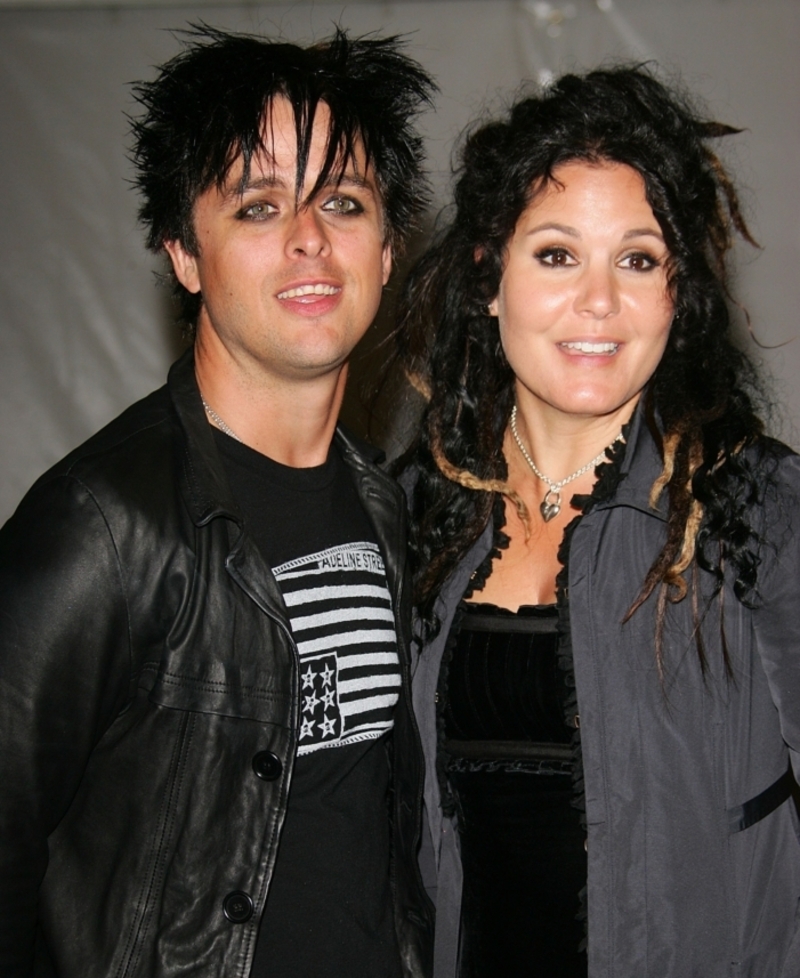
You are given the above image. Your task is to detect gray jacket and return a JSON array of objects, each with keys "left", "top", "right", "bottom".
[{"left": 411, "top": 407, "right": 800, "bottom": 977}]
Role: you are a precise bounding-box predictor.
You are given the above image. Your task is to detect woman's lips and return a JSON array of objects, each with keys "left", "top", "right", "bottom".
[{"left": 559, "top": 340, "right": 619, "bottom": 355}]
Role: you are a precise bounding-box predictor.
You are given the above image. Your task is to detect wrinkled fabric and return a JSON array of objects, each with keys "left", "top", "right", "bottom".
[
  {"left": 408, "top": 405, "right": 800, "bottom": 978},
  {"left": 0, "top": 349, "right": 433, "bottom": 978}
]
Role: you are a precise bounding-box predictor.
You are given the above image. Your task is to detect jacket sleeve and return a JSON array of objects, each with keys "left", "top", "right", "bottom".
[
  {"left": 0, "top": 474, "right": 132, "bottom": 975},
  {"left": 751, "top": 453, "right": 800, "bottom": 781}
]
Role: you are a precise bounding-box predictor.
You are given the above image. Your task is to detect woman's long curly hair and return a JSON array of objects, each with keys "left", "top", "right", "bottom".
[{"left": 399, "top": 65, "right": 767, "bottom": 672}]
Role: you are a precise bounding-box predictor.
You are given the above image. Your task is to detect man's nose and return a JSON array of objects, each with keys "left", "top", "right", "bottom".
[{"left": 285, "top": 207, "right": 331, "bottom": 259}]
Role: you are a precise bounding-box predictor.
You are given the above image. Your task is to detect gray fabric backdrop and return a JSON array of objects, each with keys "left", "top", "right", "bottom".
[{"left": 1, "top": 0, "right": 798, "bottom": 524}]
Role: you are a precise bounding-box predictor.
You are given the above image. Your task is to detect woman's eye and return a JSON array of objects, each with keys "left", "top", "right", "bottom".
[
  {"left": 621, "top": 251, "right": 660, "bottom": 271},
  {"left": 322, "top": 196, "right": 363, "bottom": 215},
  {"left": 239, "top": 201, "right": 276, "bottom": 221},
  {"left": 536, "top": 247, "right": 575, "bottom": 267}
]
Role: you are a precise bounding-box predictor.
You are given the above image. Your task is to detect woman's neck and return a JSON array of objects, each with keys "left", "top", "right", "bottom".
[{"left": 510, "top": 394, "right": 636, "bottom": 483}]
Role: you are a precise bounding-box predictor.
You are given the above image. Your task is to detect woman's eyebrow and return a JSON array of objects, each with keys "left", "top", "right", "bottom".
[
  {"left": 623, "top": 227, "right": 665, "bottom": 242},
  {"left": 524, "top": 221, "right": 579, "bottom": 238}
]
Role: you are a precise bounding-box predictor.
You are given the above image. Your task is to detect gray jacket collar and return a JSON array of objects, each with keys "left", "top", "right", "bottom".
[{"left": 589, "top": 399, "right": 667, "bottom": 523}]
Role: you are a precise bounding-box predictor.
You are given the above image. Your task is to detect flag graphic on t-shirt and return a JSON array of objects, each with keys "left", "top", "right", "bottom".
[{"left": 272, "top": 542, "right": 401, "bottom": 756}]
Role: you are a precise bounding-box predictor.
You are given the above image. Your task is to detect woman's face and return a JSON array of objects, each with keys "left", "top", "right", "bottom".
[{"left": 489, "top": 160, "right": 674, "bottom": 426}]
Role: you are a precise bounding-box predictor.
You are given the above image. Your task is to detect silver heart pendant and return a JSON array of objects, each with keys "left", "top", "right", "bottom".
[{"left": 540, "top": 499, "right": 560, "bottom": 522}]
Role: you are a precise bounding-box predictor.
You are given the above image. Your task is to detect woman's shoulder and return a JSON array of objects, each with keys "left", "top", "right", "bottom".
[
  {"left": 749, "top": 434, "right": 800, "bottom": 485},
  {"left": 744, "top": 436, "right": 800, "bottom": 558}
]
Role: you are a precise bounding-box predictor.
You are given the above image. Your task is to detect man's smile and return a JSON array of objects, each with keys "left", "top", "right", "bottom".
[{"left": 277, "top": 283, "right": 342, "bottom": 300}]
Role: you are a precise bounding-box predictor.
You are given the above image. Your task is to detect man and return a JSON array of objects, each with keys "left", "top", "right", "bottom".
[{"left": 0, "top": 27, "right": 435, "bottom": 978}]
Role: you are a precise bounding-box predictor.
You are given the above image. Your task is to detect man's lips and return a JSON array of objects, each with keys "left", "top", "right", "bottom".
[{"left": 276, "top": 283, "right": 341, "bottom": 301}]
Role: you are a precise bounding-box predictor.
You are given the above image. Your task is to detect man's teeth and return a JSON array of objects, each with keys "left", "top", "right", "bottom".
[
  {"left": 278, "top": 284, "right": 339, "bottom": 299},
  {"left": 562, "top": 341, "right": 618, "bottom": 354}
]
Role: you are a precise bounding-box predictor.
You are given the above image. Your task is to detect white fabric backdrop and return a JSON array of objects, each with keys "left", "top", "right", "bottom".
[{"left": 1, "top": 0, "right": 798, "bottom": 523}]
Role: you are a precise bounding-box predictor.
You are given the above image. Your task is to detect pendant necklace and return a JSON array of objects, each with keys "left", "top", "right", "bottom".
[
  {"left": 509, "top": 405, "right": 623, "bottom": 522},
  {"left": 201, "top": 395, "right": 242, "bottom": 443}
]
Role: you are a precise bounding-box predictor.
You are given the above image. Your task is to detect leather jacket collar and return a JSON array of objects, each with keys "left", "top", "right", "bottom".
[{"left": 167, "top": 348, "right": 386, "bottom": 528}]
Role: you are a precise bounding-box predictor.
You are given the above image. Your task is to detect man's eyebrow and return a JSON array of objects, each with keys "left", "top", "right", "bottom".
[
  {"left": 224, "top": 172, "right": 375, "bottom": 201},
  {"left": 306, "top": 173, "right": 378, "bottom": 199},
  {"left": 324, "top": 174, "right": 373, "bottom": 191},
  {"left": 223, "top": 174, "right": 285, "bottom": 201}
]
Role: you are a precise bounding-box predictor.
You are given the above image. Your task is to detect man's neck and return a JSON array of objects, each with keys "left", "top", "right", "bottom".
[{"left": 194, "top": 343, "right": 348, "bottom": 469}]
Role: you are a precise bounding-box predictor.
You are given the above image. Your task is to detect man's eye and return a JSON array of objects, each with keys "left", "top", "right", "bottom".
[
  {"left": 535, "top": 247, "right": 575, "bottom": 267},
  {"left": 239, "top": 201, "right": 276, "bottom": 220},
  {"left": 322, "top": 196, "right": 363, "bottom": 215}
]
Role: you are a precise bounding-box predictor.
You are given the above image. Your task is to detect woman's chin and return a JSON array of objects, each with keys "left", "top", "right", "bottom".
[{"left": 520, "top": 386, "right": 643, "bottom": 425}]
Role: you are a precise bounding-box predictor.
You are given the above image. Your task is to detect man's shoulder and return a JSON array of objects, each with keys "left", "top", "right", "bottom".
[
  {"left": 0, "top": 379, "right": 189, "bottom": 596},
  {"left": 37, "top": 383, "right": 177, "bottom": 488},
  {"left": 12, "top": 381, "right": 185, "bottom": 535}
]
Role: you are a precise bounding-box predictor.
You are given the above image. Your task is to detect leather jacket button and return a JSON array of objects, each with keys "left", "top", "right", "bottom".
[
  {"left": 223, "top": 891, "right": 254, "bottom": 924},
  {"left": 252, "top": 751, "right": 282, "bottom": 781}
]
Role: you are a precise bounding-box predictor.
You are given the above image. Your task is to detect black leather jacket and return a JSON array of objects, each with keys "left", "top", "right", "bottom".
[{"left": 0, "top": 351, "right": 433, "bottom": 978}]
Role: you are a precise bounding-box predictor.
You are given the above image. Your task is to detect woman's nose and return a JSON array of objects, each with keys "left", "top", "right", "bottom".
[{"left": 575, "top": 263, "right": 620, "bottom": 318}]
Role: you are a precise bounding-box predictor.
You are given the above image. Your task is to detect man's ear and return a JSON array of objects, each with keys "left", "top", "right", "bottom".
[
  {"left": 163, "top": 240, "right": 201, "bottom": 294},
  {"left": 381, "top": 241, "right": 393, "bottom": 287}
]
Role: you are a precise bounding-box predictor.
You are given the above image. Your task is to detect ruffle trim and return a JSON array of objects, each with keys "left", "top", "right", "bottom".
[
  {"left": 435, "top": 495, "right": 510, "bottom": 819},
  {"left": 556, "top": 423, "right": 630, "bottom": 951},
  {"left": 464, "top": 493, "right": 511, "bottom": 601}
]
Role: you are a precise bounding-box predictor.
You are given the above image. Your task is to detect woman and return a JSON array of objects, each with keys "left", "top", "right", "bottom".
[{"left": 398, "top": 67, "right": 800, "bottom": 978}]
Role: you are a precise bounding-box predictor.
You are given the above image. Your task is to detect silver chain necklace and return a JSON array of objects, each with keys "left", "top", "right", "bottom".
[
  {"left": 509, "top": 405, "right": 623, "bottom": 522},
  {"left": 200, "top": 396, "right": 242, "bottom": 443}
]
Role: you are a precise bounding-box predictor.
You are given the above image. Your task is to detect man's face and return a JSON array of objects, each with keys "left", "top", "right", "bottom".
[{"left": 165, "top": 98, "right": 392, "bottom": 385}]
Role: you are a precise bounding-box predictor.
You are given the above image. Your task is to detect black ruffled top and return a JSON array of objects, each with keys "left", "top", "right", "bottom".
[
  {"left": 434, "top": 428, "right": 629, "bottom": 978},
  {"left": 441, "top": 601, "right": 585, "bottom": 976},
  {"left": 442, "top": 602, "right": 573, "bottom": 758}
]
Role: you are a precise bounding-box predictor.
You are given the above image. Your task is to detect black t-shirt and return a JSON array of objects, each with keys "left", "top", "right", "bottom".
[{"left": 213, "top": 430, "right": 402, "bottom": 978}]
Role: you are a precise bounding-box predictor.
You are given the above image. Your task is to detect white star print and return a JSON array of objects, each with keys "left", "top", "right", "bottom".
[{"left": 268, "top": 541, "right": 401, "bottom": 758}]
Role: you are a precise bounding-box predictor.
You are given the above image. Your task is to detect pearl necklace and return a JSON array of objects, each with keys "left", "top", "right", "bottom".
[
  {"left": 509, "top": 405, "right": 623, "bottom": 522},
  {"left": 200, "top": 396, "right": 242, "bottom": 443}
]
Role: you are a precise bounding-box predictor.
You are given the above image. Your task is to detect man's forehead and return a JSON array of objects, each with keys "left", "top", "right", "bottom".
[
  {"left": 220, "top": 97, "right": 373, "bottom": 196},
  {"left": 219, "top": 129, "right": 381, "bottom": 207},
  {"left": 230, "top": 155, "right": 371, "bottom": 190}
]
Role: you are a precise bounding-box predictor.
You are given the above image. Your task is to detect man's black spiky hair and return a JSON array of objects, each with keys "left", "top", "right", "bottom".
[{"left": 130, "top": 24, "right": 436, "bottom": 326}]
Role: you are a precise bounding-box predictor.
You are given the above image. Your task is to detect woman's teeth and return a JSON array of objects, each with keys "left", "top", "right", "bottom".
[{"left": 561, "top": 341, "right": 619, "bottom": 354}]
